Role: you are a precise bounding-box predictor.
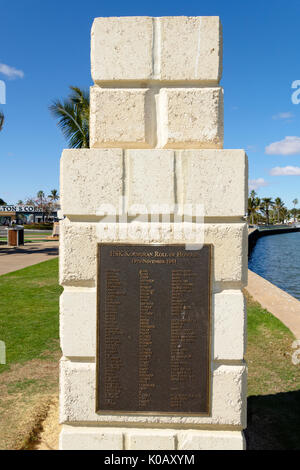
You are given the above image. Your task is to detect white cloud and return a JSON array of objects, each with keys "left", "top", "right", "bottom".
[
  {"left": 0, "top": 63, "right": 24, "bottom": 79},
  {"left": 272, "top": 112, "right": 294, "bottom": 120},
  {"left": 270, "top": 166, "right": 300, "bottom": 176},
  {"left": 265, "top": 136, "right": 300, "bottom": 155},
  {"left": 249, "top": 178, "right": 269, "bottom": 191}
]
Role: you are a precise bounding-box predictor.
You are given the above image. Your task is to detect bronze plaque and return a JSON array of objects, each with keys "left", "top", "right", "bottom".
[{"left": 96, "top": 244, "right": 212, "bottom": 415}]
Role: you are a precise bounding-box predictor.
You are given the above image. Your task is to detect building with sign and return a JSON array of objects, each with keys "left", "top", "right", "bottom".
[{"left": 0, "top": 205, "right": 58, "bottom": 225}]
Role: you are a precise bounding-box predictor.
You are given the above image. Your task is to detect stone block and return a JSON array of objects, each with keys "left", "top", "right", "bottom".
[
  {"left": 158, "top": 87, "right": 223, "bottom": 149},
  {"left": 60, "top": 289, "right": 96, "bottom": 358},
  {"left": 91, "top": 17, "right": 153, "bottom": 82},
  {"left": 59, "top": 220, "right": 97, "bottom": 285},
  {"left": 127, "top": 149, "right": 175, "bottom": 214},
  {"left": 159, "top": 16, "right": 222, "bottom": 82},
  {"left": 60, "top": 426, "right": 124, "bottom": 450},
  {"left": 177, "top": 430, "right": 245, "bottom": 450},
  {"left": 60, "top": 148, "right": 123, "bottom": 216},
  {"left": 213, "top": 291, "right": 246, "bottom": 361},
  {"left": 91, "top": 16, "right": 222, "bottom": 84},
  {"left": 90, "top": 87, "right": 153, "bottom": 148},
  {"left": 127, "top": 430, "right": 176, "bottom": 450},
  {"left": 178, "top": 149, "right": 248, "bottom": 217}
]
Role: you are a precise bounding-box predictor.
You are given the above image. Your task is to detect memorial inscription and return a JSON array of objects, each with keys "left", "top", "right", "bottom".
[{"left": 96, "top": 244, "right": 212, "bottom": 415}]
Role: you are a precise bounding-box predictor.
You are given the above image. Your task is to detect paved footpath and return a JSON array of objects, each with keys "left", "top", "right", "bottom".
[
  {"left": 246, "top": 269, "right": 300, "bottom": 340},
  {"left": 0, "top": 241, "right": 59, "bottom": 276}
]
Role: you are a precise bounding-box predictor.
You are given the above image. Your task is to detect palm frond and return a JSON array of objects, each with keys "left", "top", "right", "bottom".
[
  {"left": 0, "top": 110, "right": 4, "bottom": 132},
  {"left": 49, "top": 86, "right": 89, "bottom": 148}
]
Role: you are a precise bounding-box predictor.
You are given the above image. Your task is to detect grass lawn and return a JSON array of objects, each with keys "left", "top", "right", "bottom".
[
  {"left": 0, "top": 258, "right": 62, "bottom": 449},
  {"left": 0, "top": 259, "right": 299, "bottom": 449},
  {"left": 245, "top": 292, "right": 300, "bottom": 450},
  {"left": 0, "top": 258, "right": 62, "bottom": 371}
]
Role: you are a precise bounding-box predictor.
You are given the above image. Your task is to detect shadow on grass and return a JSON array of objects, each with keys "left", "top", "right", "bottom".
[{"left": 246, "top": 390, "right": 300, "bottom": 450}]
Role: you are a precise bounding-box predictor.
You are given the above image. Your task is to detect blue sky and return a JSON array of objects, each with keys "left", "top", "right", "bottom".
[{"left": 1, "top": 0, "right": 300, "bottom": 207}]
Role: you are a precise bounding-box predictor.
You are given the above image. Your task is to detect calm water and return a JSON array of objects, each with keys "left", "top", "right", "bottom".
[{"left": 249, "top": 231, "right": 300, "bottom": 301}]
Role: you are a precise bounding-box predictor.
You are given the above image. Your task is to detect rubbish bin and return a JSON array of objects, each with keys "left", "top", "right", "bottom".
[{"left": 7, "top": 226, "right": 24, "bottom": 247}]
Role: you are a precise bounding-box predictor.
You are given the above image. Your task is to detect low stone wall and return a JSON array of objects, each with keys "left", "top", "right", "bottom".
[
  {"left": 246, "top": 269, "right": 300, "bottom": 340},
  {"left": 248, "top": 227, "right": 300, "bottom": 256}
]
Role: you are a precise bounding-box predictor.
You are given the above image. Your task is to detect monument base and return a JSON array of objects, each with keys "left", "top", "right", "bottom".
[{"left": 60, "top": 426, "right": 245, "bottom": 450}]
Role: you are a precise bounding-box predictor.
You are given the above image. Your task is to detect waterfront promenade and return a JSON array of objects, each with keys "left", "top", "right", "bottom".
[
  {"left": 246, "top": 270, "right": 300, "bottom": 339},
  {"left": 247, "top": 226, "right": 300, "bottom": 339}
]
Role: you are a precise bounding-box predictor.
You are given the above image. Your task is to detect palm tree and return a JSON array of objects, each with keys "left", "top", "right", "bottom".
[
  {"left": 37, "top": 190, "right": 44, "bottom": 202},
  {"left": 0, "top": 111, "right": 4, "bottom": 132},
  {"left": 281, "top": 207, "right": 290, "bottom": 224},
  {"left": 48, "top": 189, "right": 59, "bottom": 210},
  {"left": 48, "top": 189, "right": 59, "bottom": 202},
  {"left": 260, "top": 198, "right": 274, "bottom": 225},
  {"left": 248, "top": 191, "right": 261, "bottom": 225},
  {"left": 274, "top": 197, "right": 285, "bottom": 224},
  {"left": 292, "top": 198, "right": 298, "bottom": 222},
  {"left": 37, "top": 190, "right": 45, "bottom": 221},
  {"left": 49, "top": 86, "right": 89, "bottom": 148}
]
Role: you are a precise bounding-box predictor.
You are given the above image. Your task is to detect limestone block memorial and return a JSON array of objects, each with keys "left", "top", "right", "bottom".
[{"left": 59, "top": 16, "right": 248, "bottom": 450}]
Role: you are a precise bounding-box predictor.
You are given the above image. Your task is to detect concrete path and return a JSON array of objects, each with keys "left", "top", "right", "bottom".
[
  {"left": 246, "top": 269, "right": 300, "bottom": 340},
  {"left": 0, "top": 241, "right": 59, "bottom": 276}
]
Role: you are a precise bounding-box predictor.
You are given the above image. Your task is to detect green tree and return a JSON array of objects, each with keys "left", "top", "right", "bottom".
[
  {"left": 48, "top": 189, "right": 59, "bottom": 202},
  {"left": 281, "top": 207, "right": 290, "bottom": 223},
  {"left": 248, "top": 191, "right": 261, "bottom": 225},
  {"left": 37, "top": 191, "right": 45, "bottom": 221},
  {"left": 49, "top": 86, "right": 89, "bottom": 148},
  {"left": 0, "top": 198, "right": 6, "bottom": 205},
  {"left": 260, "top": 198, "right": 274, "bottom": 225},
  {"left": 274, "top": 197, "right": 285, "bottom": 224},
  {"left": 37, "top": 190, "right": 44, "bottom": 202},
  {"left": 292, "top": 199, "right": 298, "bottom": 222}
]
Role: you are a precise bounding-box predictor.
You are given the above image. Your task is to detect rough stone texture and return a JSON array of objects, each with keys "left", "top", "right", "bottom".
[
  {"left": 60, "top": 148, "right": 123, "bottom": 216},
  {"left": 60, "top": 426, "right": 124, "bottom": 450},
  {"left": 90, "top": 87, "right": 153, "bottom": 148},
  {"left": 60, "top": 221, "right": 247, "bottom": 286},
  {"left": 177, "top": 430, "right": 245, "bottom": 450},
  {"left": 91, "top": 16, "right": 222, "bottom": 84},
  {"left": 159, "top": 88, "right": 223, "bottom": 148},
  {"left": 159, "top": 16, "right": 222, "bottom": 82},
  {"left": 178, "top": 149, "right": 248, "bottom": 217},
  {"left": 127, "top": 430, "right": 176, "bottom": 450},
  {"left": 91, "top": 17, "right": 153, "bottom": 82},
  {"left": 60, "top": 360, "right": 247, "bottom": 427},
  {"left": 59, "top": 289, "right": 245, "bottom": 361},
  {"left": 61, "top": 148, "right": 247, "bottom": 217},
  {"left": 60, "top": 426, "right": 244, "bottom": 450},
  {"left": 127, "top": 149, "right": 175, "bottom": 214},
  {"left": 213, "top": 291, "right": 246, "bottom": 361},
  {"left": 59, "top": 220, "right": 97, "bottom": 285},
  {"left": 60, "top": 289, "right": 96, "bottom": 358}
]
